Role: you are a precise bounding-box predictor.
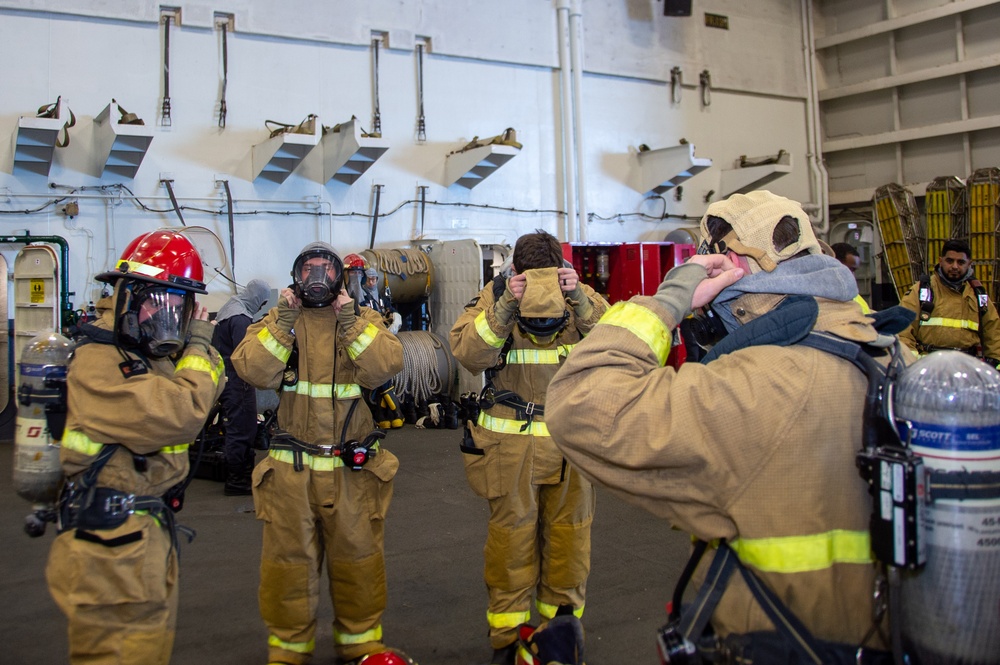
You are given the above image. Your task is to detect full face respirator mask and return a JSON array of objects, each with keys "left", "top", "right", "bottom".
[
  {"left": 291, "top": 250, "right": 344, "bottom": 308},
  {"left": 118, "top": 284, "right": 194, "bottom": 358}
]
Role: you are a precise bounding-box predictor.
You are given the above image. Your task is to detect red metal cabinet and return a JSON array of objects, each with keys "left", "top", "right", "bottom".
[{"left": 561, "top": 241, "right": 695, "bottom": 367}]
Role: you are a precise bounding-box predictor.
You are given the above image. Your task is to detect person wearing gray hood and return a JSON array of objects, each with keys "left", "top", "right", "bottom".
[
  {"left": 546, "top": 191, "right": 910, "bottom": 663},
  {"left": 212, "top": 278, "right": 272, "bottom": 495}
]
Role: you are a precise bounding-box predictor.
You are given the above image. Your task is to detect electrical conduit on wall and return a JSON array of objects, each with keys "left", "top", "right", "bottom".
[
  {"left": 569, "top": 0, "right": 588, "bottom": 242},
  {"left": 556, "top": 0, "right": 577, "bottom": 243},
  {"left": 801, "top": 0, "right": 829, "bottom": 234}
]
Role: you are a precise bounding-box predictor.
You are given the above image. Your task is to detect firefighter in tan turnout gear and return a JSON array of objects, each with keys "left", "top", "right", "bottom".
[
  {"left": 546, "top": 191, "right": 907, "bottom": 664},
  {"left": 898, "top": 238, "right": 1000, "bottom": 366},
  {"left": 449, "top": 230, "right": 609, "bottom": 665},
  {"left": 232, "top": 241, "right": 405, "bottom": 665},
  {"left": 46, "top": 230, "right": 226, "bottom": 665}
]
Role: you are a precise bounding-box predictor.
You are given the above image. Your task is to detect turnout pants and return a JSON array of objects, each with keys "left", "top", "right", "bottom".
[
  {"left": 252, "top": 450, "right": 396, "bottom": 664},
  {"left": 46, "top": 514, "right": 178, "bottom": 665},
  {"left": 483, "top": 461, "right": 595, "bottom": 649}
]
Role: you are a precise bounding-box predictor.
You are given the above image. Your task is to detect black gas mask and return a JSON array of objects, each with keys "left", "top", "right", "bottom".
[
  {"left": 515, "top": 311, "right": 571, "bottom": 339},
  {"left": 118, "top": 283, "right": 194, "bottom": 358},
  {"left": 678, "top": 306, "right": 728, "bottom": 363},
  {"left": 292, "top": 249, "right": 344, "bottom": 308}
]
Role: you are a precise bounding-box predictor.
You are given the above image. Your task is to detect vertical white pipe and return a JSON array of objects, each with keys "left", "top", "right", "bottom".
[
  {"left": 802, "top": 0, "right": 829, "bottom": 234},
  {"left": 556, "top": 0, "right": 577, "bottom": 242},
  {"left": 569, "top": 0, "right": 588, "bottom": 241}
]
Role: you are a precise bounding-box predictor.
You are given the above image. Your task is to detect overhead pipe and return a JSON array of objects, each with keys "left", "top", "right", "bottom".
[
  {"left": 7, "top": 188, "right": 337, "bottom": 256},
  {"left": 569, "top": 0, "right": 588, "bottom": 241},
  {"left": 556, "top": 0, "right": 577, "bottom": 242},
  {"left": 801, "top": 0, "right": 830, "bottom": 234},
  {"left": 0, "top": 232, "right": 73, "bottom": 328}
]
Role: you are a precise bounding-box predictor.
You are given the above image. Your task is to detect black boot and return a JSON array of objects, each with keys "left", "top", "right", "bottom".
[
  {"left": 223, "top": 472, "right": 252, "bottom": 496},
  {"left": 223, "top": 457, "right": 253, "bottom": 496},
  {"left": 489, "top": 642, "right": 517, "bottom": 665},
  {"left": 443, "top": 400, "right": 461, "bottom": 429},
  {"left": 402, "top": 398, "right": 418, "bottom": 425}
]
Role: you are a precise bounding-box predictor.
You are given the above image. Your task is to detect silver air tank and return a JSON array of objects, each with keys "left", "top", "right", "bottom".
[
  {"left": 893, "top": 350, "right": 1000, "bottom": 664},
  {"left": 13, "top": 332, "right": 73, "bottom": 537}
]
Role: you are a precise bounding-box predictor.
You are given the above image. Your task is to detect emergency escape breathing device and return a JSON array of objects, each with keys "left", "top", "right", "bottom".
[
  {"left": 13, "top": 332, "right": 74, "bottom": 537},
  {"left": 893, "top": 351, "right": 1000, "bottom": 664}
]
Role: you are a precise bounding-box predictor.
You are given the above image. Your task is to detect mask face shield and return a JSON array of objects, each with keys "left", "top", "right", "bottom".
[
  {"left": 133, "top": 286, "right": 193, "bottom": 357},
  {"left": 292, "top": 252, "right": 343, "bottom": 307}
]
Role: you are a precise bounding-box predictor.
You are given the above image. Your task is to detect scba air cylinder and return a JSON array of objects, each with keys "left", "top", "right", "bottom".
[
  {"left": 893, "top": 350, "right": 1000, "bottom": 664},
  {"left": 13, "top": 332, "right": 73, "bottom": 536}
]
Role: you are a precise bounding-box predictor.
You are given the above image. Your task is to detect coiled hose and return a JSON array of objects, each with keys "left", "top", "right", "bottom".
[{"left": 394, "top": 331, "right": 454, "bottom": 406}]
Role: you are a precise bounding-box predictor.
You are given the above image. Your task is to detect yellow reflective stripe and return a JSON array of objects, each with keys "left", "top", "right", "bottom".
[
  {"left": 281, "top": 381, "right": 362, "bottom": 399},
  {"left": 268, "top": 635, "right": 315, "bottom": 654},
  {"left": 488, "top": 610, "right": 531, "bottom": 630},
  {"left": 853, "top": 294, "right": 872, "bottom": 315},
  {"left": 270, "top": 448, "right": 345, "bottom": 470},
  {"left": 61, "top": 431, "right": 190, "bottom": 456},
  {"left": 61, "top": 430, "right": 105, "bottom": 455},
  {"left": 921, "top": 316, "right": 979, "bottom": 331},
  {"left": 599, "top": 302, "right": 672, "bottom": 366},
  {"left": 133, "top": 510, "right": 161, "bottom": 527},
  {"left": 175, "top": 355, "right": 221, "bottom": 385},
  {"left": 333, "top": 624, "right": 383, "bottom": 645},
  {"left": 347, "top": 322, "right": 380, "bottom": 360},
  {"left": 478, "top": 412, "right": 549, "bottom": 437},
  {"left": 729, "top": 530, "right": 872, "bottom": 574},
  {"left": 505, "top": 345, "right": 575, "bottom": 365},
  {"left": 475, "top": 310, "right": 506, "bottom": 348},
  {"left": 537, "top": 600, "right": 584, "bottom": 620},
  {"left": 258, "top": 327, "right": 292, "bottom": 363}
]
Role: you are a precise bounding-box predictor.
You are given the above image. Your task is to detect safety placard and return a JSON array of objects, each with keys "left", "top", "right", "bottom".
[{"left": 30, "top": 279, "right": 45, "bottom": 303}]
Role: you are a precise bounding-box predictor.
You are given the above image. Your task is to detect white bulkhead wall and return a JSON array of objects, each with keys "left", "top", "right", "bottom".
[{"left": 0, "top": 0, "right": 811, "bottom": 310}]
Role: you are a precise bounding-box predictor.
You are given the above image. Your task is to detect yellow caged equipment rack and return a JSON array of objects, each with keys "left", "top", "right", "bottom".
[
  {"left": 966, "top": 167, "right": 1000, "bottom": 302},
  {"left": 873, "top": 183, "right": 925, "bottom": 302},
  {"left": 924, "top": 175, "right": 967, "bottom": 265}
]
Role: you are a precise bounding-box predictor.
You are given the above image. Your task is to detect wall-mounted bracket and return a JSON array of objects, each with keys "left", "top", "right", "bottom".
[
  {"left": 445, "top": 129, "right": 521, "bottom": 189},
  {"left": 634, "top": 142, "right": 712, "bottom": 195},
  {"left": 92, "top": 100, "right": 154, "bottom": 179},
  {"left": 322, "top": 117, "right": 389, "bottom": 185},
  {"left": 719, "top": 151, "right": 792, "bottom": 197},
  {"left": 11, "top": 99, "right": 68, "bottom": 177},
  {"left": 251, "top": 117, "right": 321, "bottom": 184},
  {"left": 445, "top": 144, "right": 519, "bottom": 189}
]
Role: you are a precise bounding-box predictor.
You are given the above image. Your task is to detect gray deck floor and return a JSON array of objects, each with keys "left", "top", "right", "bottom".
[{"left": 0, "top": 422, "right": 689, "bottom": 665}]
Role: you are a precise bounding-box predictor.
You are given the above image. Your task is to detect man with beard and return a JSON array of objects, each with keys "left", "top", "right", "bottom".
[{"left": 898, "top": 238, "right": 1000, "bottom": 366}]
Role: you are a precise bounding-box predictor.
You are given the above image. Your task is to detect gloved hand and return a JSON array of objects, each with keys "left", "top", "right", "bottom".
[
  {"left": 388, "top": 311, "right": 403, "bottom": 334},
  {"left": 495, "top": 286, "right": 519, "bottom": 326},
  {"left": 652, "top": 262, "right": 709, "bottom": 326},
  {"left": 275, "top": 294, "right": 301, "bottom": 333},
  {"left": 188, "top": 318, "right": 215, "bottom": 349},
  {"left": 565, "top": 283, "right": 593, "bottom": 321},
  {"left": 337, "top": 298, "right": 358, "bottom": 329}
]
